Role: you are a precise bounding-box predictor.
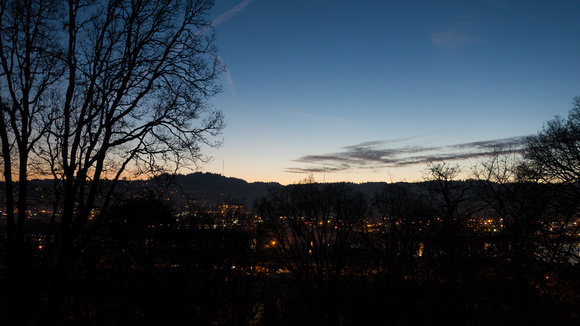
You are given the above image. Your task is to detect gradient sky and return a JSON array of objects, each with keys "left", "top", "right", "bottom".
[{"left": 198, "top": 0, "right": 580, "bottom": 184}]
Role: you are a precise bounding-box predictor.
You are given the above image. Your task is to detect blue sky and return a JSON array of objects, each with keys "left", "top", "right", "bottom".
[{"left": 199, "top": 0, "right": 580, "bottom": 184}]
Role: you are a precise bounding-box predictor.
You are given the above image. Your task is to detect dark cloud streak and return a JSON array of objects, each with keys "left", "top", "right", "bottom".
[{"left": 288, "top": 136, "right": 528, "bottom": 175}]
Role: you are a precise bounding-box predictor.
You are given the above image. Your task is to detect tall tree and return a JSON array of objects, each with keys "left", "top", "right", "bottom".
[
  {"left": 472, "top": 151, "right": 552, "bottom": 299},
  {"left": 0, "top": 0, "right": 224, "bottom": 323},
  {"left": 525, "top": 97, "right": 580, "bottom": 195},
  {"left": 523, "top": 96, "right": 580, "bottom": 264},
  {"left": 522, "top": 97, "right": 580, "bottom": 310},
  {"left": 255, "top": 182, "right": 368, "bottom": 326},
  {"left": 0, "top": 0, "right": 65, "bottom": 321},
  {"left": 373, "top": 182, "right": 427, "bottom": 286},
  {"left": 422, "top": 163, "right": 481, "bottom": 326}
]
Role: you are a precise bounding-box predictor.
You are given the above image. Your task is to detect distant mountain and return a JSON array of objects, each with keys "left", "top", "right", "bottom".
[
  {"left": 170, "top": 173, "right": 390, "bottom": 207},
  {"left": 2, "top": 172, "right": 479, "bottom": 211},
  {"left": 172, "top": 172, "right": 280, "bottom": 207}
]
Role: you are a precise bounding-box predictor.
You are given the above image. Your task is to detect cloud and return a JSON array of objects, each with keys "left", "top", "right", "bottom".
[
  {"left": 287, "top": 136, "right": 529, "bottom": 175},
  {"left": 430, "top": 11, "right": 481, "bottom": 50},
  {"left": 431, "top": 29, "right": 471, "bottom": 49}
]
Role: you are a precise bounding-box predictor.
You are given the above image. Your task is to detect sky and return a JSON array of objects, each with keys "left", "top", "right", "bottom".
[{"left": 197, "top": 0, "right": 580, "bottom": 184}]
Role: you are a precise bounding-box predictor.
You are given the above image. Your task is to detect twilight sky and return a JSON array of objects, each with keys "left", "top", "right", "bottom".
[{"left": 199, "top": 0, "right": 580, "bottom": 184}]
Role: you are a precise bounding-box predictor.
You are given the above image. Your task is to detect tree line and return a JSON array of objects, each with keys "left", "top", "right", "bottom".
[
  {"left": 254, "top": 157, "right": 580, "bottom": 325},
  {"left": 2, "top": 97, "right": 580, "bottom": 324}
]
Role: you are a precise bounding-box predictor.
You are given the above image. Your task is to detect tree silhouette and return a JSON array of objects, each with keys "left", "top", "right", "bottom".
[
  {"left": 372, "top": 182, "right": 427, "bottom": 287},
  {"left": 255, "top": 182, "right": 368, "bottom": 326},
  {"left": 523, "top": 96, "right": 580, "bottom": 267},
  {"left": 471, "top": 150, "right": 561, "bottom": 322},
  {"left": 422, "top": 163, "right": 482, "bottom": 325},
  {"left": 525, "top": 97, "right": 580, "bottom": 187},
  {"left": 521, "top": 97, "right": 580, "bottom": 317},
  {"left": 0, "top": 0, "right": 224, "bottom": 323}
]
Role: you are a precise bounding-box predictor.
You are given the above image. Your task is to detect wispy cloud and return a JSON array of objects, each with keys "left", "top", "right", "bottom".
[
  {"left": 430, "top": 11, "right": 480, "bottom": 49},
  {"left": 431, "top": 29, "right": 472, "bottom": 49},
  {"left": 287, "top": 136, "right": 528, "bottom": 175}
]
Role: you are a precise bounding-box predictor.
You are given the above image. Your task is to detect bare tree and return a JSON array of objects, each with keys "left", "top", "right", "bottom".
[
  {"left": 0, "top": 0, "right": 65, "bottom": 321},
  {"left": 372, "top": 182, "right": 427, "bottom": 286},
  {"left": 422, "top": 163, "right": 478, "bottom": 269},
  {"left": 0, "top": 0, "right": 60, "bottom": 242},
  {"left": 525, "top": 97, "right": 580, "bottom": 194},
  {"left": 422, "top": 163, "right": 482, "bottom": 325},
  {"left": 255, "top": 182, "right": 368, "bottom": 326},
  {"left": 473, "top": 147, "right": 580, "bottom": 322},
  {"left": 472, "top": 151, "right": 549, "bottom": 291},
  {"left": 521, "top": 97, "right": 580, "bottom": 307},
  {"left": 1, "top": 0, "right": 224, "bottom": 323}
]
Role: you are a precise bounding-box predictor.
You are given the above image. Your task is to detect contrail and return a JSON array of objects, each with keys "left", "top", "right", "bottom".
[
  {"left": 195, "top": 0, "right": 254, "bottom": 36},
  {"left": 211, "top": 0, "right": 253, "bottom": 27},
  {"left": 194, "top": 0, "right": 253, "bottom": 94},
  {"left": 211, "top": 1, "right": 253, "bottom": 96}
]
